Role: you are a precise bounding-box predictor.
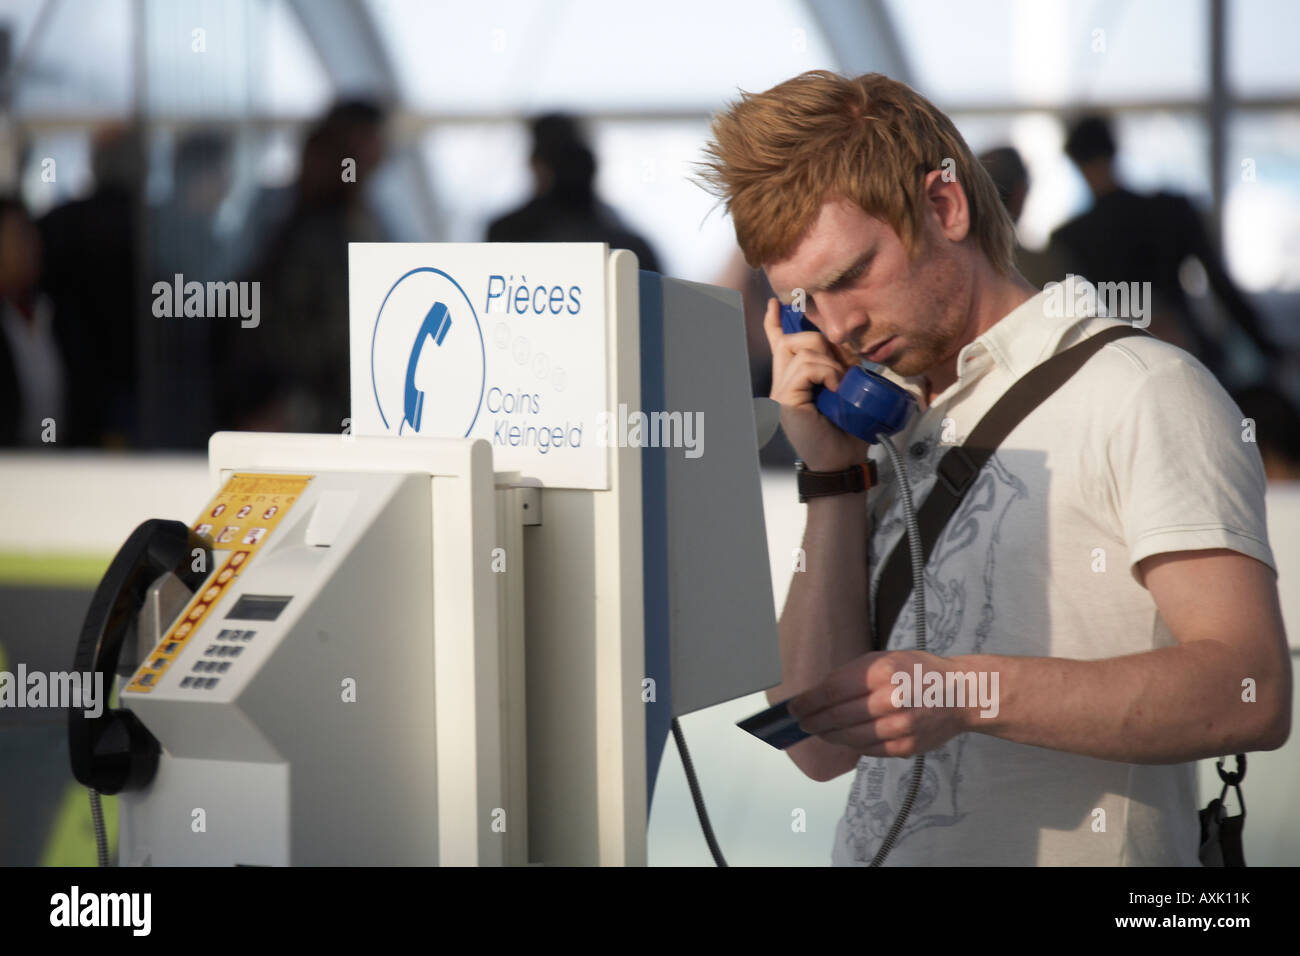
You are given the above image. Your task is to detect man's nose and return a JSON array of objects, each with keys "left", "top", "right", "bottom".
[{"left": 817, "top": 300, "right": 866, "bottom": 351}]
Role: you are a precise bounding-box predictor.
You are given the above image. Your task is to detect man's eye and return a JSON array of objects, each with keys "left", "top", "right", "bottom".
[{"left": 830, "top": 261, "right": 869, "bottom": 292}]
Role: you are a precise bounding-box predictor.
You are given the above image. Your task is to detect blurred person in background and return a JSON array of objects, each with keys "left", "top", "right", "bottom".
[
  {"left": 1048, "top": 115, "right": 1278, "bottom": 384},
  {"left": 978, "top": 146, "right": 1065, "bottom": 290},
  {"left": 148, "top": 130, "right": 235, "bottom": 448},
  {"left": 152, "top": 130, "right": 236, "bottom": 281},
  {"left": 217, "top": 99, "right": 390, "bottom": 434},
  {"left": 716, "top": 249, "right": 779, "bottom": 397},
  {"left": 713, "top": 249, "right": 799, "bottom": 466},
  {"left": 0, "top": 196, "right": 65, "bottom": 446},
  {"left": 37, "top": 125, "right": 144, "bottom": 447},
  {"left": 1231, "top": 385, "right": 1300, "bottom": 482},
  {"left": 487, "top": 113, "right": 661, "bottom": 273}
]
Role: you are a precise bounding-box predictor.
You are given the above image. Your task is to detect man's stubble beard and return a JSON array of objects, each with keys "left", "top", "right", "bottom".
[{"left": 886, "top": 238, "right": 969, "bottom": 380}]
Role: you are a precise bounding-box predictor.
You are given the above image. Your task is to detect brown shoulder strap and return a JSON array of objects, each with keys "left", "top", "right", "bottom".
[{"left": 871, "top": 325, "right": 1150, "bottom": 650}]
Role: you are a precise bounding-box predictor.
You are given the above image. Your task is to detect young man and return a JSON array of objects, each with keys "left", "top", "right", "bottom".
[{"left": 700, "top": 71, "right": 1290, "bottom": 865}]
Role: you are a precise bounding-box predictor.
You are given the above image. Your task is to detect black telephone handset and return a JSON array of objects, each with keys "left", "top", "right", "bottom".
[
  {"left": 69, "top": 519, "right": 212, "bottom": 794},
  {"left": 779, "top": 304, "right": 915, "bottom": 444}
]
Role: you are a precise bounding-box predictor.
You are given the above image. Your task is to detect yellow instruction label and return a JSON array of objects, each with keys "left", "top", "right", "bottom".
[{"left": 125, "top": 473, "right": 313, "bottom": 693}]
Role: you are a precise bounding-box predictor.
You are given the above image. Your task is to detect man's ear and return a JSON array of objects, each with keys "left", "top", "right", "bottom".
[{"left": 923, "top": 167, "right": 970, "bottom": 243}]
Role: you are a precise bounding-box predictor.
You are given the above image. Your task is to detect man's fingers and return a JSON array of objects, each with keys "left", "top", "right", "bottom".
[
  {"left": 797, "top": 695, "right": 870, "bottom": 736},
  {"left": 762, "top": 296, "right": 784, "bottom": 354},
  {"left": 788, "top": 654, "right": 888, "bottom": 718},
  {"left": 797, "top": 687, "right": 899, "bottom": 732},
  {"left": 774, "top": 353, "right": 845, "bottom": 404},
  {"left": 808, "top": 710, "right": 914, "bottom": 750},
  {"left": 848, "top": 736, "right": 919, "bottom": 759},
  {"left": 765, "top": 297, "right": 837, "bottom": 358}
]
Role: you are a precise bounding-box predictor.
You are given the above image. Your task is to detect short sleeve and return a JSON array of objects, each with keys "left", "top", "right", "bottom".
[{"left": 1104, "top": 354, "right": 1275, "bottom": 583}]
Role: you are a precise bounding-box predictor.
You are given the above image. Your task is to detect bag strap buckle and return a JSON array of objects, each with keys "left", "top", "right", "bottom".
[
  {"left": 1216, "top": 754, "right": 1247, "bottom": 786},
  {"left": 935, "top": 447, "right": 979, "bottom": 497}
]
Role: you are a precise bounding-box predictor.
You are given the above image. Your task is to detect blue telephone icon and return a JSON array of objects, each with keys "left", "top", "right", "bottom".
[
  {"left": 403, "top": 302, "right": 453, "bottom": 433},
  {"left": 779, "top": 304, "right": 915, "bottom": 444}
]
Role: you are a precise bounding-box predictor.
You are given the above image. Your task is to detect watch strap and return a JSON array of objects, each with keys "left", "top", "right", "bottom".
[{"left": 796, "top": 459, "right": 877, "bottom": 503}]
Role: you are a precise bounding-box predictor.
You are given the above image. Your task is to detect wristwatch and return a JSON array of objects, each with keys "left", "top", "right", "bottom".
[{"left": 795, "top": 459, "right": 877, "bottom": 503}]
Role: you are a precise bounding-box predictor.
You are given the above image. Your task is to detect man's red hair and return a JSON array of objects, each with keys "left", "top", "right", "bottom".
[{"left": 699, "top": 71, "right": 1015, "bottom": 274}]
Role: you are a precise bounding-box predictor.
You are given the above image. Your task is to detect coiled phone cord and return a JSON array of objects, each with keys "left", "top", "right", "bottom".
[
  {"left": 90, "top": 789, "right": 110, "bottom": 867},
  {"left": 869, "top": 435, "right": 927, "bottom": 866}
]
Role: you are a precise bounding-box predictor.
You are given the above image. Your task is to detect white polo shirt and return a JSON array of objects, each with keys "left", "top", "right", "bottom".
[{"left": 833, "top": 283, "right": 1275, "bottom": 866}]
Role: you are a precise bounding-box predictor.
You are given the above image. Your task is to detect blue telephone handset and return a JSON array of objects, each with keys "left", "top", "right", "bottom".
[
  {"left": 403, "top": 302, "right": 453, "bottom": 433},
  {"left": 779, "top": 304, "right": 915, "bottom": 444}
]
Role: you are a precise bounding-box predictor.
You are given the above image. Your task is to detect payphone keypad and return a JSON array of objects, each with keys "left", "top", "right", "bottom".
[{"left": 179, "top": 630, "right": 257, "bottom": 690}]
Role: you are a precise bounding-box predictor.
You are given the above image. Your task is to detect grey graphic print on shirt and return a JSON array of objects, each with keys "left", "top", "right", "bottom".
[{"left": 843, "top": 451, "right": 1027, "bottom": 862}]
